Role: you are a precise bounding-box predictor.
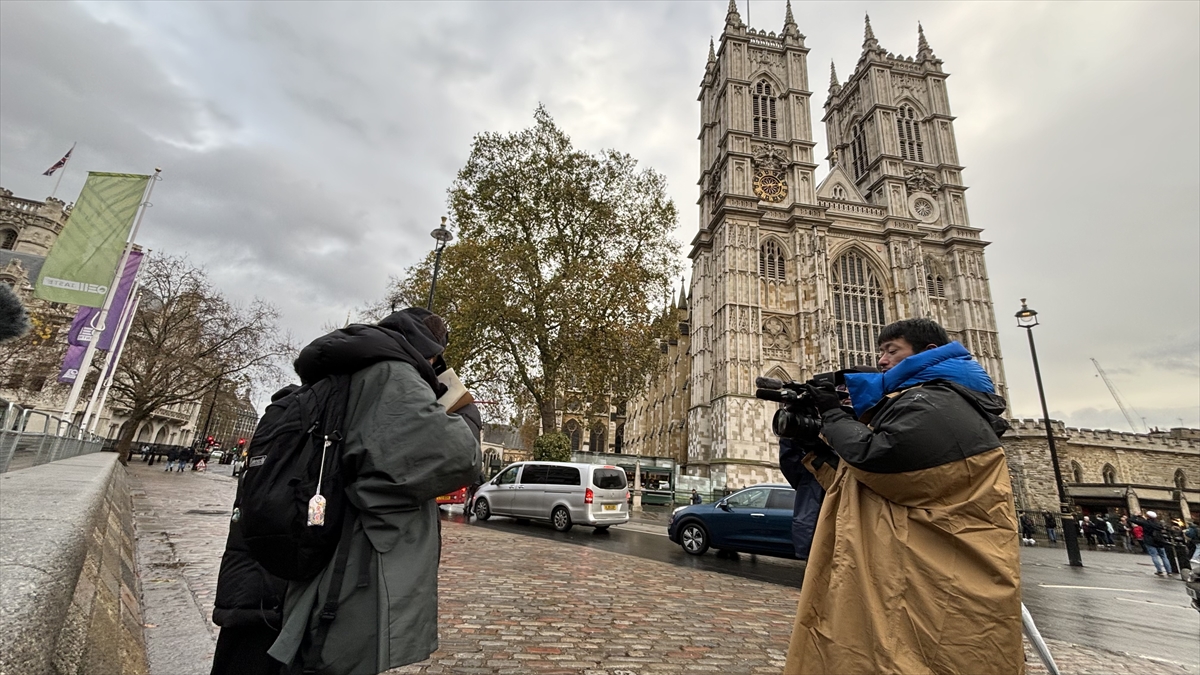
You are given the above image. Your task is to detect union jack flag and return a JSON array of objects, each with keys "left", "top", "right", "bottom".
[{"left": 43, "top": 145, "right": 74, "bottom": 176}]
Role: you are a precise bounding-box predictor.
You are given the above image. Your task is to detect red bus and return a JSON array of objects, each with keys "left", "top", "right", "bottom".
[{"left": 436, "top": 486, "right": 468, "bottom": 505}]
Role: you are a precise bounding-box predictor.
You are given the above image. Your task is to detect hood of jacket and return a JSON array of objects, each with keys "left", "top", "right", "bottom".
[
  {"left": 843, "top": 341, "right": 996, "bottom": 418},
  {"left": 293, "top": 310, "right": 443, "bottom": 392}
]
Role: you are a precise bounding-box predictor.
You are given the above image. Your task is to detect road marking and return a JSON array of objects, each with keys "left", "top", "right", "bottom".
[
  {"left": 1114, "top": 596, "right": 1195, "bottom": 611},
  {"left": 1037, "top": 584, "right": 1150, "bottom": 593}
]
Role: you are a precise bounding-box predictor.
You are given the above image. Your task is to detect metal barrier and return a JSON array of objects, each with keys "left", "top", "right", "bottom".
[{"left": 0, "top": 400, "right": 107, "bottom": 474}]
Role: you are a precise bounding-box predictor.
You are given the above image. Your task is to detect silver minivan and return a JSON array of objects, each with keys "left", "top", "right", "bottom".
[{"left": 472, "top": 461, "right": 630, "bottom": 532}]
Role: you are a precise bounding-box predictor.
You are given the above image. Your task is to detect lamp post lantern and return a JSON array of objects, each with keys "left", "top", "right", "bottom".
[
  {"left": 427, "top": 216, "right": 454, "bottom": 310},
  {"left": 1015, "top": 298, "right": 1083, "bottom": 567}
]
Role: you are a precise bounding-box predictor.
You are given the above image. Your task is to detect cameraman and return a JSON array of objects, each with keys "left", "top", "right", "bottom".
[{"left": 783, "top": 319, "right": 1022, "bottom": 675}]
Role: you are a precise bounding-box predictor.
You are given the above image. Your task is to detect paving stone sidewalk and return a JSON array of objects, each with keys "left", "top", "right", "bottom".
[{"left": 127, "top": 462, "right": 1194, "bottom": 675}]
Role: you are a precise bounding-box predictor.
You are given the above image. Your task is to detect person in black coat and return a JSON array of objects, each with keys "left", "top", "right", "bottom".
[
  {"left": 209, "top": 387, "right": 294, "bottom": 675},
  {"left": 778, "top": 437, "right": 830, "bottom": 561}
]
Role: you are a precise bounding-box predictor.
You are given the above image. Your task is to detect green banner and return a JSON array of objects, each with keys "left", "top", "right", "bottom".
[{"left": 35, "top": 172, "right": 150, "bottom": 307}]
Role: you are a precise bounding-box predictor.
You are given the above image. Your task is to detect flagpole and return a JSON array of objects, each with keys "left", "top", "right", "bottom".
[
  {"left": 87, "top": 289, "right": 142, "bottom": 435},
  {"left": 81, "top": 264, "right": 143, "bottom": 432},
  {"left": 61, "top": 168, "right": 161, "bottom": 426},
  {"left": 50, "top": 143, "right": 75, "bottom": 200}
]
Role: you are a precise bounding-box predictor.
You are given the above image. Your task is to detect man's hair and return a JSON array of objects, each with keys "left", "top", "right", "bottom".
[{"left": 877, "top": 318, "right": 950, "bottom": 351}]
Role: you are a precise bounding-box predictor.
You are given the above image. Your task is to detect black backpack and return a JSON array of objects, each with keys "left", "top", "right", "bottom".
[{"left": 239, "top": 375, "right": 355, "bottom": 581}]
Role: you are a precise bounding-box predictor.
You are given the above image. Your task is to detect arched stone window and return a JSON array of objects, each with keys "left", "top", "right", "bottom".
[
  {"left": 759, "top": 239, "right": 786, "bottom": 281},
  {"left": 752, "top": 79, "right": 778, "bottom": 139},
  {"left": 832, "top": 185, "right": 847, "bottom": 200},
  {"left": 897, "top": 104, "right": 925, "bottom": 162},
  {"left": 563, "top": 419, "right": 582, "bottom": 453},
  {"left": 1175, "top": 469, "right": 1188, "bottom": 490},
  {"left": 926, "top": 274, "right": 946, "bottom": 298},
  {"left": 831, "top": 250, "right": 887, "bottom": 368},
  {"left": 851, "top": 124, "right": 868, "bottom": 179},
  {"left": 589, "top": 422, "right": 606, "bottom": 453},
  {"left": 1071, "top": 461, "right": 1083, "bottom": 484},
  {"left": 1102, "top": 464, "right": 1117, "bottom": 484},
  {"left": 0, "top": 229, "right": 16, "bottom": 250}
]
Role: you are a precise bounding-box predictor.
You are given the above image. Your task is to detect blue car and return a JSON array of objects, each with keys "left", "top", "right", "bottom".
[{"left": 667, "top": 484, "right": 797, "bottom": 557}]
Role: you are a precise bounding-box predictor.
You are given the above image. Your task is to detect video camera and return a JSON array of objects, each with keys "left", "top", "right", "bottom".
[{"left": 754, "top": 371, "right": 839, "bottom": 440}]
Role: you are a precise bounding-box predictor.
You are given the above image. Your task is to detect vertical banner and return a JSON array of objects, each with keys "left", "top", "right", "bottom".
[
  {"left": 58, "top": 344, "right": 87, "bottom": 383},
  {"left": 66, "top": 250, "right": 143, "bottom": 350},
  {"left": 35, "top": 172, "right": 150, "bottom": 307}
]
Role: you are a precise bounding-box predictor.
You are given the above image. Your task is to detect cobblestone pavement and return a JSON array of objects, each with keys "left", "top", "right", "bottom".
[{"left": 128, "top": 462, "right": 1196, "bottom": 675}]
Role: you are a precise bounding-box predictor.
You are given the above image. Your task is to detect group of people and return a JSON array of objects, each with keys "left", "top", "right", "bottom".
[
  {"left": 1019, "top": 507, "right": 1200, "bottom": 577},
  {"left": 143, "top": 445, "right": 208, "bottom": 472}
]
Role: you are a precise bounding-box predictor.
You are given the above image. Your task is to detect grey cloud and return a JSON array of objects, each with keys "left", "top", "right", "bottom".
[{"left": 1, "top": 1, "right": 1196, "bottom": 427}]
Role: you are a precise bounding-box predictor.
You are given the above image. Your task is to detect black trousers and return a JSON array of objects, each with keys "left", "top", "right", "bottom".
[{"left": 211, "top": 624, "right": 283, "bottom": 675}]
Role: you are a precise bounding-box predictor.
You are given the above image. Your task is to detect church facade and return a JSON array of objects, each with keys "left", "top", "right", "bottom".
[{"left": 629, "top": 4, "right": 1008, "bottom": 490}]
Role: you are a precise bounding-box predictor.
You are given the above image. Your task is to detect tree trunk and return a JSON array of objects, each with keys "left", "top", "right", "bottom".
[
  {"left": 115, "top": 413, "right": 145, "bottom": 465},
  {"left": 539, "top": 396, "right": 558, "bottom": 436}
]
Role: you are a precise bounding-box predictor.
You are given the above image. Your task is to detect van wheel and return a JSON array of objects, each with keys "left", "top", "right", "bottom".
[
  {"left": 473, "top": 498, "right": 491, "bottom": 521},
  {"left": 680, "top": 522, "right": 709, "bottom": 555},
  {"left": 552, "top": 506, "right": 573, "bottom": 532}
]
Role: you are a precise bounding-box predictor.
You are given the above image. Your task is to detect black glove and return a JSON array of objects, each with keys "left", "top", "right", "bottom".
[{"left": 804, "top": 381, "right": 842, "bottom": 414}]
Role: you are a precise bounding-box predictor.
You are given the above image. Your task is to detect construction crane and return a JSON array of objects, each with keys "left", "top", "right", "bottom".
[{"left": 1090, "top": 358, "right": 1145, "bottom": 433}]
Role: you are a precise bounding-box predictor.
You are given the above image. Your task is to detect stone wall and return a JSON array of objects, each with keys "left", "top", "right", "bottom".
[
  {"left": 1005, "top": 419, "right": 1200, "bottom": 517},
  {"left": 0, "top": 453, "right": 147, "bottom": 675}
]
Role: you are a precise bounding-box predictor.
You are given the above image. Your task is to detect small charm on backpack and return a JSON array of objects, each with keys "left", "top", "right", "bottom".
[{"left": 307, "top": 493, "right": 327, "bottom": 526}]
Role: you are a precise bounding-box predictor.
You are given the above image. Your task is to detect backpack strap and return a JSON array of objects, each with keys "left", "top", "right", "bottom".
[{"left": 305, "top": 504, "right": 358, "bottom": 673}]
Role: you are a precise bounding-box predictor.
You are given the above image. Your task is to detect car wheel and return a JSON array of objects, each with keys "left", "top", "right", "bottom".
[
  {"left": 680, "top": 521, "right": 709, "bottom": 555},
  {"left": 552, "top": 506, "right": 573, "bottom": 532},
  {"left": 473, "top": 498, "right": 491, "bottom": 521}
]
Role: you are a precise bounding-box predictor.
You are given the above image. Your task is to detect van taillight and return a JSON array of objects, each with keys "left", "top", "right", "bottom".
[
  {"left": 625, "top": 491, "right": 630, "bottom": 501},
  {"left": 585, "top": 488, "right": 594, "bottom": 504}
]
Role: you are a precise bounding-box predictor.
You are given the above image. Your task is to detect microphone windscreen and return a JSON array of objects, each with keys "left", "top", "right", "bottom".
[{"left": 0, "top": 284, "right": 31, "bottom": 343}]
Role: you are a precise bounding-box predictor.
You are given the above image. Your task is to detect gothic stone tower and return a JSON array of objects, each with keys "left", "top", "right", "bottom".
[{"left": 686, "top": 4, "right": 1007, "bottom": 489}]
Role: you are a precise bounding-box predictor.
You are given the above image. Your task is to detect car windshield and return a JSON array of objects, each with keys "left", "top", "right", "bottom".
[{"left": 592, "top": 468, "right": 627, "bottom": 489}]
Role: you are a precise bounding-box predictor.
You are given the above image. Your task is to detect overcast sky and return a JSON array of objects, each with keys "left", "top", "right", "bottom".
[{"left": 1, "top": 1, "right": 1197, "bottom": 430}]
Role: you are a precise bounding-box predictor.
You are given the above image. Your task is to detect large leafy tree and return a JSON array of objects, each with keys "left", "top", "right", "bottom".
[
  {"left": 108, "top": 254, "right": 290, "bottom": 463},
  {"left": 388, "top": 106, "right": 679, "bottom": 434}
]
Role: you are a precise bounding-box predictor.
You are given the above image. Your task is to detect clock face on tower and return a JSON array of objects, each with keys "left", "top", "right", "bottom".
[{"left": 753, "top": 168, "right": 789, "bottom": 203}]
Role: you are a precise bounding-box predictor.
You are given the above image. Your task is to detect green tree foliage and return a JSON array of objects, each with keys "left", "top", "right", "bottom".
[
  {"left": 388, "top": 106, "right": 680, "bottom": 434},
  {"left": 533, "top": 431, "right": 572, "bottom": 462}
]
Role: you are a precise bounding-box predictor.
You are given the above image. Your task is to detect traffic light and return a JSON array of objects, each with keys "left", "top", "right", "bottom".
[
  {"left": 206, "top": 436, "right": 215, "bottom": 446},
  {"left": 237, "top": 438, "right": 246, "bottom": 448}
]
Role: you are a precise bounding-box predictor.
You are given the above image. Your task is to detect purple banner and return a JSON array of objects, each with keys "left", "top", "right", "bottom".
[
  {"left": 67, "top": 251, "right": 143, "bottom": 351},
  {"left": 57, "top": 343, "right": 87, "bottom": 383}
]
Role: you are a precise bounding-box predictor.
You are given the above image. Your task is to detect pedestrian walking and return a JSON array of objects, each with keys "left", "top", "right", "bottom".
[
  {"left": 690, "top": 488, "right": 702, "bottom": 505},
  {"left": 1103, "top": 515, "right": 1116, "bottom": 547},
  {"left": 165, "top": 447, "right": 178, "bottom": 471},
  {"left": 781, "top": 319, "right": 1023, "bottom": 675},
  {"left": 1043, "top": 511, "right": 1058, "bottom": 544},
  {"left": 268, "top": 307, "right": 481, "bottom": 675},
  {"left": 1020, "top": 513, "right": 1036, "bottom": 544},
  {"left": 178, "top": 447, "right": 194, "bottom": 473},
  {"left": 1131, "top": 511, "right": 1171, "bottom": 576}
]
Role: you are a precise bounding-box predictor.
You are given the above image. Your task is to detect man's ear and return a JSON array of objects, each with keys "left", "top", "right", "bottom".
[{"left": 924, "top": 343, "right": 939, "bottom": 352}]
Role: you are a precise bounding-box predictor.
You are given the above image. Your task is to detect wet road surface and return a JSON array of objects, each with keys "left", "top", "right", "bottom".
[{"left": 456, "top": 510, "right": 1199, "bottom": 673}]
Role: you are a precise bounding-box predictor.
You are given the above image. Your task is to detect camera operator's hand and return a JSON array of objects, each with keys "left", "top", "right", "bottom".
[{"left": 804, "top": 380, "right": 843, "bottom": 414}]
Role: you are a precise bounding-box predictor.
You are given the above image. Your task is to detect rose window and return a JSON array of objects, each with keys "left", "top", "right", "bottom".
[{"left": 913, "top": 198, "right": 934, "bottom": 218}]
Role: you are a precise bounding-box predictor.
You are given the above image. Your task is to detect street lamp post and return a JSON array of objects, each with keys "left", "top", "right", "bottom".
[
  {"left": 427, "top": 216, "right": 454, "bottom": 310},
  {"left": 1015, "top": 299, "right": 1083, "bottom": 567}
]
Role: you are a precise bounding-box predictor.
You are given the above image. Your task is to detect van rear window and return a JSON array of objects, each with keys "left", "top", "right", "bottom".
[{"left": 592, "top": 468, "right": 627, "bottom": 489}]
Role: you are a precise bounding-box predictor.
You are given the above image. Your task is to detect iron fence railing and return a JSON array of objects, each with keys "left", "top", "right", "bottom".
[{"left": 0, "top": 399, "right": 107, "bottom": 474}]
